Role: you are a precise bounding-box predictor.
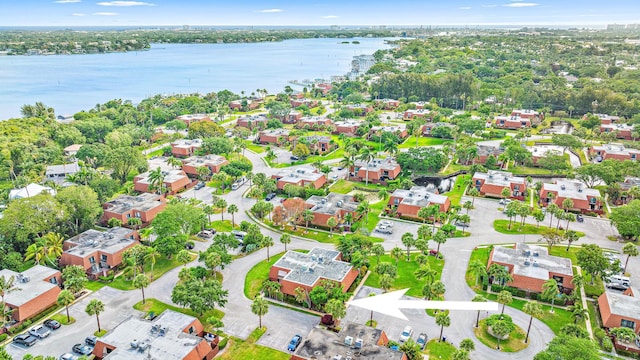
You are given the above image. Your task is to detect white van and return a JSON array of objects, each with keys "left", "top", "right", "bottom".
[{"left": 607, "top": 275, "right": 630, "bottom": 288}]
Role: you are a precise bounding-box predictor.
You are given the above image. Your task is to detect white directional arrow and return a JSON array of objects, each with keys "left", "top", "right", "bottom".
[{"left": 347, "top": 289, "right": 499, "bottom": 320}]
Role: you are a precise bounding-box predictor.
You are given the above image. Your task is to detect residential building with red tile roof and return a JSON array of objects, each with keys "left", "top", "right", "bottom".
[{"left": 472, "top": 171, "right": 527, "bottom": 200}]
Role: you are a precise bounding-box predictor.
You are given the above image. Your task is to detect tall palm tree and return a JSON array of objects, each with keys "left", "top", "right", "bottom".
[
  {"left": 472, "top": 295, "right": 487, "bottom": 327},
  {"left": 85, "top": 299, "right": 105, "bottom": 332},
  {"left": 144, "top": 247, "right": 161, "bottom": 278},
  {"left": 358, "top": 147, "right": 375, "bottom": 185},
  {"left": 523, "top": 301, "right": 543, "bottom": 343},
  {"left": 383, "top": 141, "right": 398, "bottom": 157},
  {"left": 251, "top": 295, "right": 269, "bottom": 329},
  {"left": 280, "top": 233, "right": 291, "bottom": 252},
  {"left": 469, "top": 260, "right": 487, "bottom": 287},
  {"left": 340, "top": 155, "right": 355, "bottom": 181},
  {"left": 436, "top": 312, "right": 450, "bottom": 342},
  {"left": 133, "top": 274, "right": 150, "bottom": 304},
  {"left": 542, "top": 279, "right": 560, "bottom": 312},
  {"left": 228, "top": 204, "right": 239, "bottom": 228},
  {"left": 356, "top": 201, "right": 370, "bottom": 226},
  {"left": 57, "top": 289, "right": 75, "bottom": 323},
  {"left": 568, "top": 303, "right": 588, "bottom": 324},
  {"left": 302, "top": 210, "right": 315, "bottom": 232},
  {"left": 166, "top": 156, "right": 182, "bottom": 169},
  {"left": 147, "top": 167, "right": 165, "bottom": 194}
]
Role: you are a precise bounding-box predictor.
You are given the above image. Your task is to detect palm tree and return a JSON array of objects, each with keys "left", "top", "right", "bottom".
[
  {"left": 358, "top": 147, "right": 375, "bottom": 185},
  {"left": 302, "top": 210, "right": 314, "bottom": 232},
  {"left": 378, "top": 189, "right": 389, "bottom": 202},
  {"left": 57, "top": 289, "right": 75, "bottom": 323},
  {"left": 371, "top": 244, "right": 385, "bottom": 264},
  {"left": 379, "top": 273, "right": 394, "bottom": 293},
  {"left": 497, "top": 290, "right": 513, "bottom": 314},
  {"left": 414, "top": 264, "right": 437, "bottom": 284},
  {"left": 280, "top": 233, "right": 291, "bottom": 252},
  {"left": 327, "top": 217, "right": 337, "bottom": 237},
  {"left": 294, "top": 287, "right": 310, "bottom": 308},
  {"left": 472, "top": 295, "right": 487, "bottom": 327},
  {"left": 488, "top": 263, "right": 513, "bottom": 288},
  {"left": 325, "top": 299, "right": 347, "bottom": 326},
  {"left": 460, "top": 338, "right": 475, "bottom": 353},
  {"left": 426, "top": 204, "right": 440, "bottom": 234},
  {"left": 176, "top": 249, "right": 191, "bottom": 267},
  {"left": 166, "top": 156, "right": 182, "bottom": 169},
  {"left": 228, "top": 204, "right": 239, "bottom": 228},
  {"left": 144, "top": 247, "right": 161, "bottom": 278},
  {"left": 542, "top": 279, "right": 560, "bottom": 312},
  {"left": 463, "top": 200, "right": 473, "bottom": 215},
  {"left": 568, "top": 303, "right": 588, "bottom": 324},
  {"left": 390, "top": 247, "right": 403, "bottom": 267},
  {"left": 383, "top": 141, "right": 398, "bottom": 157},
  {"left": 216, "top": 198, "right": 228, "bottom": 221},
  {"left": 492, "top": 320, "right": 511, "bottom": 350},
  {"left": 133, "top": 274, "right": 150, "bottom": 304},
  {"left": 340, "top": 155, "right": 355, "bottom": 181},
  {"left": 251, "top": 295, "right": 269, "bottom": 329},
  {"left": 85, "top": 299, "right": 105, "bottom": 332},
  {"left": 356, "top": 201, "right": 370, "bottom": 226},
  {"left": 468, "top": 187, "right": 480, "bottom": 205},
  {"left": 469, "top": 260, "right": 487, "bottom": 287},
  {"left": 24, "top": 240, "right": 45, "bottom": 265},
  {"left": 433, "top": 230, "right": 447, "bottom": 254},
  {"left": 622, "top": 243, "right": 639, "bottom": 273},
  {"left": 523, "top": 301, "right": 543, "bottom": 343},
  {"left": 436, "top": 312, "right": 450, "bottom": 342},
  {"left": 401, "top": 232, "right": 415, "bottom": 261},
  {"left": 262, "top": 236, "right": 275, "bottom": 261},
  {"left": 148, "top": 167, "right": 166, "bottom": 194}
]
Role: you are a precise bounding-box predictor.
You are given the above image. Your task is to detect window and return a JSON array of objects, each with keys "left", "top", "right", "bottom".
[
  {"left": 590, "top": 197, "right": 597, "bottom": 204},
  {"left": 621, "top": 319, "right": 636, "bottom": 330},
  {"left": 135, "top": 212, "right": 141, "bottom": 218},
  {"left": 89, "top": 256, "right": 95, "bottom": 264},
  {"left": 126, "top": 213, "right": 131, "bottom": 218},
  {"left": 101, "top": 254, "right": 108, "bottom": 262},
  {"left": 552, "top": 275, "right": 564, "bottom": 284},
  {"left": 514, "top": 185, "right": 520, "bottom": 191},
  {"left": 394, "top": 198, "right": 399, "bottom": 205}
]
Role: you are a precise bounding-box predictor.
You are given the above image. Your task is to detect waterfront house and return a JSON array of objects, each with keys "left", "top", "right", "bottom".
[{"left": 350, "top": 158, "right": 402, "bottom": 184}]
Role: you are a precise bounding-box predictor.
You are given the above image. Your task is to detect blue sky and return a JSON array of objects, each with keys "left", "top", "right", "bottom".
[{"left": 2, "top": 0, "right": 639, "bottom": 27}]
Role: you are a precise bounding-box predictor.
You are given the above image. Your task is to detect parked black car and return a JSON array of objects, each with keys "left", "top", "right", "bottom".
[
  {"left": 265, "top": 193, "right": 276, "bottom": 201},
  {"left": 44, "top": 319, "right": 62, "bottom": 330},
  {"left": 13, "top": 333, "right": 37, "bottom": 347},
  {"left": 576, "top": 214, "right": 584, "bottom": 222}
]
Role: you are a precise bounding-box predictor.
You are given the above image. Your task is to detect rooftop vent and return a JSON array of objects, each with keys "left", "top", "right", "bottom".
[
  {"left": 344, "top": 336, "right": 354, "bottom": 346},
  {"left": 354, "top": 338, "right": 363, "bottom": 349},
  {"left": 533, "top": 251, "right": 539, "bottom": 257},
  {"left": 524, "top": 250, "right": 531, "bottom": 256},
  {"left": 336, "top": 200, "right": 343, "bottom": 208},
  {"left": 533, "top": 262, "right": 539, "bottom": 268},
  {"left": 524, "top": 260, "right": 531, "bottom": 266},
  {"left": 318, "top": 255, "right": 324, "bottom": 263},
  {"left": 560, "top": 185, "right": 566, "bottom": 190},
  {"left": 131, "top": 339, "right": 139, "bottom": 348}
]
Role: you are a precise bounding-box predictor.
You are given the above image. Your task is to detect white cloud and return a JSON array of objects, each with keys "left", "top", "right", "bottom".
[
  {"left": 504, "top": 2, "right": 539, "bottom": 7},
  {"left": 93, "top": 12, "right": 118, "bottom": 15},
  {"left": 55, "top": 0, "right": 81, "bottom": 3},
  {"left": 97, "top": 1, "right": 154, "bottom": 6},
  {"left": 459, "top": 6, "right": 472, "bottom": 10},
  {"left": 72, "top": 13, "right": 86, "bottom": 16},
  {"left": 481, "top": 4, "right": 497, "bottom": 7},
  {"left": 258, "top": 8, "right": 283, "bottom": 13},
  {"left": 321, "top": 15, "right": 339, "bottom": 19}
]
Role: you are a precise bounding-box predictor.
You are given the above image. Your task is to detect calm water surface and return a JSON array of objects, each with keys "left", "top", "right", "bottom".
[{"left": 0, "top": 37, "right": 391, "bottom": 119}]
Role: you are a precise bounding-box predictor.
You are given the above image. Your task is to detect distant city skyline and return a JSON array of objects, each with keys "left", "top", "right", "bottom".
[{"left": 2, "top": 0, "right": 639, "bottom": 27}]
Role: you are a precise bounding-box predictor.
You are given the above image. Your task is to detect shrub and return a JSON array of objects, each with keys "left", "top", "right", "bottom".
[
  {"left": 99, "top": 274, "right": 114, "bottom": 282},
  {"left": 218, "top": 337, "right": 229, "bottom": 350},
  {"left": 602, "top": 337, "right": 614, "bottom": 352},
  {"left": 594, "top": 328, "right": 607, "bottom": 345},
  {"left": 0, "top": 333, "right": 7, "bottom": 341}
]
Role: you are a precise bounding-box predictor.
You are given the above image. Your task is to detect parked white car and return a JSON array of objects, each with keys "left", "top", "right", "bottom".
[{"left": 399, "top": 326, "right": 413, "bottom": 342}]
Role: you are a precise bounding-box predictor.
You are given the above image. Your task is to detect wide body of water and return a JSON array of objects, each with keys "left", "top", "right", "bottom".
[{"left": 0, "top": 37, "right": 391, "bottom": 119}]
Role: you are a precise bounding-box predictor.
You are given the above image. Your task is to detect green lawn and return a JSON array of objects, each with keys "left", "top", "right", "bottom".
[
  {"left": 85, "top": 280, "right": 108, "bottom": 291},
  {"left": 399, "top": 136, "right": 446, "bottom": 149},
  {"left": 51, "top": 313, "right": 75, "bottom": 325},
  {"left": 245, "top": 140, "right": 266, "bottom": 154},
  {"left": 245, "top": 252, "right": 286, "bottom": 299},
  {"left": 474, "top": 319, "right": 528, "bottom": 352},
  {"left": 109, "top": 255, "right": 195, "bottom": 290},
  {"left": 331, "top": 179, "right": 356, "bottom": 194},
  {"left": 365, "top": 253, "right": 445, "bottom": 298},
  {"left": 442, "top": 175, "right": 470, "bottom": 206},
  {"left": 493, "top": 220, "right": 585, "bottom": 237},
  {"left": 273, "top": 148, "right": 346, "bottom": 168},
  {"left": 133, "top": 298, "right": 224, "bottom": 332},
  {"left": 218, "top": 327, "right": 289, "bottom": 360},
  {"left": 209, "top": 220, "right": 235, "bottom": 232},
  {"left": 465, "top": 247, "right": 491, "bottom": 289},
  {"left": 425, "top": 339, "right": 457, "bottom": 359}
]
